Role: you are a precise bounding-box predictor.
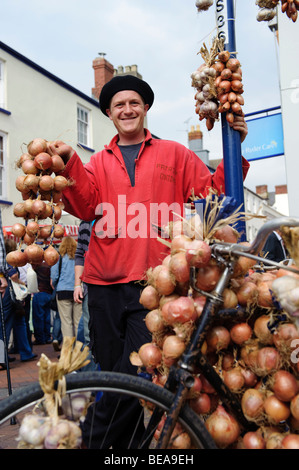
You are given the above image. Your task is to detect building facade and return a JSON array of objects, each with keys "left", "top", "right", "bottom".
[{"left": 0, "top": 42, "right": 145, "bottom": 227}]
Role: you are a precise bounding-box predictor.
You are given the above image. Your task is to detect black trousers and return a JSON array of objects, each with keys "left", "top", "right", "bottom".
[{"left": 81, "top": 282, "right": 152, "bottom": 448}]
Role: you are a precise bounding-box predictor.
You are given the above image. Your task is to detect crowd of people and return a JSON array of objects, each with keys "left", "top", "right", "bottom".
[{"left": 0, "top": 220, "right": 93, "bottom": 370}]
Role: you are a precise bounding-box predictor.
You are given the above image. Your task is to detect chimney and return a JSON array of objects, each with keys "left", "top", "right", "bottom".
[
  {"left": 92, "top": 53, "right": 114, "bottom": 100},
  {"left": 275, "top": 184, "right": 287, "bottom": 195},
  {"left": 188, "top": 124, "right": 203, "bottom": 143},
  {"left": 256, "top": 184, "right": 268, "bottom": 199}
]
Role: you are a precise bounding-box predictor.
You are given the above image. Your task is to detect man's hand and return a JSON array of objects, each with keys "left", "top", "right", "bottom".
[
  {"left": 48, "top": 140, "right": 75, "bottom": 164},
  {"left": 0, "top": 276, "right": 8, "bottom": 298},
  {"left": 74, "top": 286, "right": 83, "bottom": 304},
  {"left": 230, "top": 115, "right": 248, "bottom": 143}
]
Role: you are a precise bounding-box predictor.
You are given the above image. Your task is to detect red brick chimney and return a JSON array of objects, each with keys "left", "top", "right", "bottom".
[
  {"left": 92, "top": 53, "right": 114, "bottom": 100},
  {"left": 256, "top": 184, "right": 268, "bottom": 199},
  {"left": 275, "top": 184, "right": 287, "bottom": 195}
]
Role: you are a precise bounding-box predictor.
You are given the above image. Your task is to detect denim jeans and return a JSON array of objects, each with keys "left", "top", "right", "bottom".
[
  {"left": 1, "top": 289, "right": 35, "bottom": 361},
  {"left": 32, "top": 292, "right": 52, "bottom": 344}
]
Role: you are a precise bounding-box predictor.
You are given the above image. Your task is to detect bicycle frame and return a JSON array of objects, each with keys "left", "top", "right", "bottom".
[{"left": 143, "top": 217, "right": 299, "bottom": 449}]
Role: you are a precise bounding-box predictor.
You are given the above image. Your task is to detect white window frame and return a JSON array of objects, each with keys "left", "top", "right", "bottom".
[
  {"left": 0, "top": 60, "right": 4, "bottom": 109},
  {"left": 77, "top": 104, "right": 90, "bottom": 147},
  {"left": 0, "top": 132, "right": 7, "bottom": 198}
]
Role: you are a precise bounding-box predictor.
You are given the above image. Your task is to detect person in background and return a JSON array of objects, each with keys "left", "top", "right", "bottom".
[
  {"left": 49, "top": 75, "right": 249, "bottom": 448},
  {"left": 74, "top": 220, "right": 97, "bottom": 371},
  {"left": 51, "top": 237, "right": 82, "bottom": 340},
  {"left": 16, "top": 262, "right": 32, "bottom": 349},
  {"left": 263, "top": 229, "right": 288, "bottom": 263},
  {"left": 0, "top": 210, "right": 8, "bottom": 297},
  {"left": 32, "top": 259, "right": 53, "bottom": 345},
  {"left": 2, "top": 239, "right": 37, "bottom": 365}
]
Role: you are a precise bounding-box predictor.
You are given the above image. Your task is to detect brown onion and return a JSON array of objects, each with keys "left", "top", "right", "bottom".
[
  {"left": 256, "top": 347, "right": 281, "bottom": 375},
  {"left": 241, "top": 388, "right": 264, "bottom": 421},
  {"left": 23, "top": 233, "right": 36, "bottom": 245},
  {"left": 206, "top": 325, "right": 230, "bottom": 352},
  {"left": 138, "top": 343, "right": 162, "bottom": 369},
  {"left": 34, "top": 152, "right": 52, "bottom": 170},
  {"left": 23, "top": 174, "right": 39, "bottom": 192},
  {"left": 27, "top": 138, "right": 48, "bottom": 156},
  {"left": 53, "top": 205, "right": 62, "bottom": 221},
  {"left": 39, "top": 175, "right": 54, "bottom": 192},
  {"left": 53, "top": 175, "right": 69, "bottom": 192},
  {"left": 153, "top": 265, "right": 176, "bottom": 296},
  {"left": 38, "top": 225, "right": 53, "bottom": 239},
  {"left": 25, "top": 244, "right": 44, "bottom": 263},
  {"left": 161, "top": 296, "right": 195, "bottom": 325},
  {"left": 241, "top": 368, "right": 258, "bottom": 388},
  {"left": 226, "top": 58, "right": 241, "bottom": 71},
  {"left": 11, "top": 223, "right": 26, "bottom": 238},
  {"left": 205, "top": 405, "right": 240, "bottom": 448},
  {"left": 13, "top": 203, "right": 27, "bottom": 218},
  {"left": 213, "top": 225, "right": 239, "bottom": 243},
  {"left": 145, "top": 309, "right": 164, "bottom": 333},
  {"left": 190, "top": 393, "right": 211, "bottom": 415},
  {"left": 243, "top": 431, "right": 265, "bottom": 449},
  {"left": 17, "top": 152, "right": 33, "bottom": 167},
  {"left": 253, "top": 315, "right": 273, "bottom": 345},
  {"left": 15, "top": 175, "right": 27, "bottom": 192},
  {"left": 223, "top": 367, "right": 245, "bottom": 392},
  {"left": 169, "top": 252, "right": 190, "bottom": 283},
  {"left": 43, "top": 203, "right": 54, "bottom": 219},
  {"left": 31, "top": 199, "right": 46, "bottom": 217},
  {"left": 6, "top": 250, "right": 28, "bottom": 267},
  {"left": 264, "top": 394, "right": 290, "bottom": 424},
  {"left": 230, "top": 322, "right": 252, "bottom": 345},
  {"left": 170, "top": 235, "right": 192, "bottom": 254},
  {"left": 26, "top": 221, "right": 40, "bottom": 237},
  {"left": 196, "top": 263, "right": 222, "bottom": 292},
  {"left": 233, "top": 244, "right": 256, "bottom": 276},
  {"left": 21, "top": 159, "right": 39, "bottom": 175},
  {"left": 273, "top": 323, "right": 299, "bottom": 350},
  {"left": 222, "top": 288, "right": 238, "bottom": 309},
  {"left": 23, "top": 198, "right": 34, "bottom": 214},
  {"left": 257, "top": 281, "right": 273, "bottom": 308},
  {"left": 43, "top": 245, "right": 60, "bottom": 266},
  {"left": 236, "top": 281, "right": 257, "bottom": 306},
  {"left": 282, "top": 434, "right": 299, "bottom": 449},
  {"left": 162, "top": 335, "right": 186, "bottom": 361},
  {"left": 185, "top": 239, "right": 211, "bottom": 268},
  {"left": 50, "top": 154, "right": 65, "bottom": 173},
  {"left": 272, "top": 370, "right": 298, "bottom": 402}
]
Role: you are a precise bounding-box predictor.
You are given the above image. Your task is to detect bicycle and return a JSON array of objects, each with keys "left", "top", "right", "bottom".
[{"left": 0, "top": 216, "right": 299, "bottom": 450}]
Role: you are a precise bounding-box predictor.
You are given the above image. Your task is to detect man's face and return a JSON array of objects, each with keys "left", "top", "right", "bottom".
[{"left": 107, "top": 90, "right": 149, "bottom": 141}]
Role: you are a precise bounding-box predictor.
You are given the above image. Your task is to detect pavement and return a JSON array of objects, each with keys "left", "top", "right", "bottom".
[{"left": 0, "top": 341, "right": 60, "bottom": 400}]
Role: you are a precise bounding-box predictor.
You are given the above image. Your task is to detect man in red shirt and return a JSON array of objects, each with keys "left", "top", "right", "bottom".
[{"left": 49, "top": 75, "right": 249, "bottom": 448}]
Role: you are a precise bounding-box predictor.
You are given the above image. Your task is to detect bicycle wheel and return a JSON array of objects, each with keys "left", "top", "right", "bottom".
[{"left": 0, "top": 370, "right": 216, "bottom": 449}]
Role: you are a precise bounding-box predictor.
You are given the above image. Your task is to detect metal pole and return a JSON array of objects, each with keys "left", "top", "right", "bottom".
[{"left": 216, "top": 0, "right": 247, "bottom": 240}]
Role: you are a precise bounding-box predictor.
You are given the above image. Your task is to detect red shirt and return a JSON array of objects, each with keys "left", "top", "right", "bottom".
[{"left": 61, "top": 130, "right": 249, "bottom": 285}]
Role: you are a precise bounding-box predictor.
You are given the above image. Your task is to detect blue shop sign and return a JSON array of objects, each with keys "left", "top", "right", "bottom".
[{"left": 241, "top": 113, "right": 284, "bottom": 161}]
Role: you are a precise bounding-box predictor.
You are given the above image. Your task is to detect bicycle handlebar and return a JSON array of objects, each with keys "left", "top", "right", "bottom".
[{"left": 213, "top": 216, "right": 299, "bottom": 259}]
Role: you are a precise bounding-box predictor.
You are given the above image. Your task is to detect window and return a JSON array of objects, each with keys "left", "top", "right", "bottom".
[
  {"left": 0, "top": 133, "right": 6, "bottom": 197},
  {"left": 0, "top": 61, "right": 4, "bottom": 109},
  {"left": 77, "top": 104, "right": 90, "bottom": 147}
]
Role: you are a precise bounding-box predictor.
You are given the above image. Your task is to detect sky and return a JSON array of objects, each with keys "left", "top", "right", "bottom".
[{"left": 1, "top": 0, "right": 286, "bottom": 193}]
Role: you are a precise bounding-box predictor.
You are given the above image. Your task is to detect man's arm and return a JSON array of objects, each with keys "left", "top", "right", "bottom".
[{"left": 74, "top": 264, "right": 84, "bottom": 304}]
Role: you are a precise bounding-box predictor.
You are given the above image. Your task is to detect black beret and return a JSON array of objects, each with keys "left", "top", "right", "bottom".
[{"left": 99, "top": 75, "right": 154, "bottom": 116}]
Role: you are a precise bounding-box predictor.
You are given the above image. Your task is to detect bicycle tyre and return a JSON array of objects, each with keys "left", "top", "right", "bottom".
[{"left": 0, "top": 370, "right": 217, "bottom": 449}]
